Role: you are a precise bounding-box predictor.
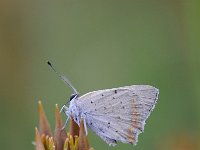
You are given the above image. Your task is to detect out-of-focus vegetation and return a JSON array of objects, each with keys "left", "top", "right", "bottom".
[{"left": 0, "top": 1, "right": 199, "bottom": 150}]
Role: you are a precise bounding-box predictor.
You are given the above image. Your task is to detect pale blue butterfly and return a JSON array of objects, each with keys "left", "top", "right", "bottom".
[{"left": 47, "top": 61, "right": 159, "bottom": 146}]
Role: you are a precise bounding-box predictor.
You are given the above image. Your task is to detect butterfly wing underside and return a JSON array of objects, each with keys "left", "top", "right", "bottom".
[{"left": 76, "top": 85, "right": 159, "bottom": 146}]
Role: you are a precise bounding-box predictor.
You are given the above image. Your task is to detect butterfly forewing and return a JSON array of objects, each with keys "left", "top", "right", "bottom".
[{"left": 76, "top": 85, "right": 159, "bottom": 145}]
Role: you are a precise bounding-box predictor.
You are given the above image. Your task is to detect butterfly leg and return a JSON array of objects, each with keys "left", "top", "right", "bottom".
[
  {"left": 61, "top": 112, "right": 70, "bottom": 130},
  {"left": 60, "top": 105, "right": 70, "bottom": 130},
  {"left": 81, "top": 113, "right": 88, "bottom": 135},
  {"left": 60, "top": 104, "right": 68, "bottom": 113},
  {"left": 84, "top": 117, "right": 88, "bottom": 135}
]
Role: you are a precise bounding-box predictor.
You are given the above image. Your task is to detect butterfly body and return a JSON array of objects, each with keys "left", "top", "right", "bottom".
[{"left": 66, "top": 85, "right": 159, "bottom": 146}]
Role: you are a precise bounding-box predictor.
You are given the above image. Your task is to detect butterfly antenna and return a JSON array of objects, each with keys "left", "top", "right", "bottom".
[{"left": 47, "top": 61, "right": 78, "bottom": 95}]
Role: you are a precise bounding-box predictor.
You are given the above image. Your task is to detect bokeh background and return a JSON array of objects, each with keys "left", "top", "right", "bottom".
[{"left": 0, "top": 0, "right": 200, "bottom": 150}]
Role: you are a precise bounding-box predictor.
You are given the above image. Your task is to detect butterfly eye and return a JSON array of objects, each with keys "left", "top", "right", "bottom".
[{"left": 69, "top": 94, "right": 77, "bottom": 101}]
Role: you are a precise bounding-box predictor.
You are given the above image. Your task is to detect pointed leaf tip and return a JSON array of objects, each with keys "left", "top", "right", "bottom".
[
  {"left": 54, "top": 104, "right": 67, "bottom": 150},
  {"left": 55, "top": 104, "right": 62, "bottom": 129},
  {"left": 78, "top": 119, "right": 89, "bottom": 150},
  {"left": 35, "top": 127, "right": 39, "bottom": 134},
  {"left": 38, "top": 101, "right": 42, "bottom": 105},
  {"left": 38, "top": 101, "right": 52, "bottom": 136},
  {"left": 70, "top": 117, "right": 80, "bottom": 138}
]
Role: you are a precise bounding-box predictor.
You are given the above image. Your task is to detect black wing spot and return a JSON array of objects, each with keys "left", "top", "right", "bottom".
[
  {"left": 108, "top": 122, "right": 110, "bottom": 124},
  {"left": 115, "top": 130, "right": 118, "bottom": 133},
  {"left": 91, "top": 101, "right": 93, "bottom": 104},
  {"left": 102, "top": 94, "right": 104, "bottom": 96},
  {"left": 114, "top": 90, "right": 117, "bottom": 93}
]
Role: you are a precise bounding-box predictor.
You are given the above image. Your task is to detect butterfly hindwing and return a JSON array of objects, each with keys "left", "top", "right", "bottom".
[{"left": 76, "top": 85, "right": 159, "bottom": 145}]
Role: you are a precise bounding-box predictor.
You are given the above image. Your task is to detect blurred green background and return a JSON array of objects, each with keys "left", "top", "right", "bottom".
[{"left": 0, "top": 0, "right": 200, "bottom": 150}]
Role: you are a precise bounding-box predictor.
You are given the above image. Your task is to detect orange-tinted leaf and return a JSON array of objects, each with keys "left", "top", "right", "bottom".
[
  {"left": 70, "top": 116, "right": 80, "bottom": 139},
  {"left": 54, "top": 104, "right": 67, "bottom": 150},
  {"left": 78, "top": 119, "right": 89, "bottom": 150},
  {"left": 35, "top": 127, "right": 45, "bottom": 150},
  {"left": 38, "top": 101, "right": 52, "bottom": 136}
]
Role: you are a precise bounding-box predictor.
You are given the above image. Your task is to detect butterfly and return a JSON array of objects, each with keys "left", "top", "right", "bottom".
[{"left": 47, "top": 61, "right": 159, "bottom": 146}]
